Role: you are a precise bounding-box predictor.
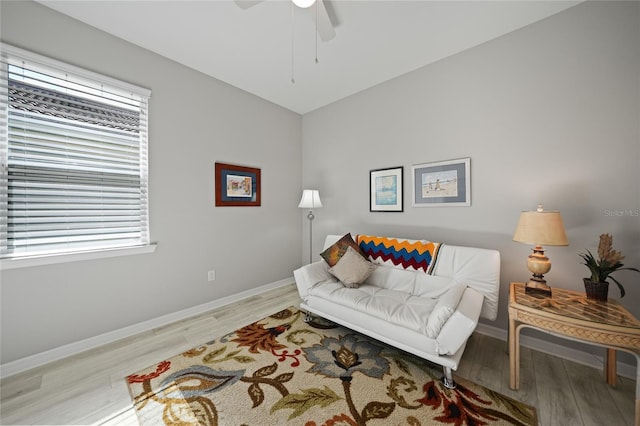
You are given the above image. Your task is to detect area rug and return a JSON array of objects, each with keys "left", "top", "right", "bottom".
[{"left": 126, "top": 307, "right": 537, "bottom": 425}]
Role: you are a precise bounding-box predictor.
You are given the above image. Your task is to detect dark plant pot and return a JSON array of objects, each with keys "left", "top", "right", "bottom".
[{"left": 583, "top": 278, "right": 609, "bottom": 301}]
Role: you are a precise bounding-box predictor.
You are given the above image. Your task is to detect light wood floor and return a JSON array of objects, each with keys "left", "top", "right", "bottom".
[{"left": 0, "top": 282, "right": 635, "bottom": 425}]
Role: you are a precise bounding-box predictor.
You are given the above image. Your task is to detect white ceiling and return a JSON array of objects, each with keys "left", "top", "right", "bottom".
[{"left": 37, "top": 0, "right": 581, "bottom": 114}]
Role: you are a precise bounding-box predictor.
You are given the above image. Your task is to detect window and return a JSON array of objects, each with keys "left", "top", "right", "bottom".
[{"left": 0, "top": 44, "right": 152, "bottom": 265}]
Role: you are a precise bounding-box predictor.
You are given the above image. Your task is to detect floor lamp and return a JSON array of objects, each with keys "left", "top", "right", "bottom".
[{"left": 298, "top": 189, "right": 322, "bottom": 264}]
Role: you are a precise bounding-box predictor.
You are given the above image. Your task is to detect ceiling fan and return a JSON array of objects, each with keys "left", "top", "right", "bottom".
[{"left": 234, "top": 0, "right": 336, "bottom": 41}]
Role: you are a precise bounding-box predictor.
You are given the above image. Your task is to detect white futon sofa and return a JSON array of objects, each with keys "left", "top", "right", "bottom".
[{"left": 293, "top": 233, "right": 500, "bottom": 388}]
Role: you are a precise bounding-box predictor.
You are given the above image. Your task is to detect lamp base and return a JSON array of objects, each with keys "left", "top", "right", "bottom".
[
  {"left": 525, "top": 246, "right": 552, "bottom": 297},
  {"left": 525, "top": 279, "right": 552, "bottom": 297}
]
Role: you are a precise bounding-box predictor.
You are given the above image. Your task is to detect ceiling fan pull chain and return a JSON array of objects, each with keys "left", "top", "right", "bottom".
[
  {"left": 291, "top": 1, "right": 295, "bottom": 84},
  {"left": 315, "top": 1, "right": 319, "bottom": 64}
]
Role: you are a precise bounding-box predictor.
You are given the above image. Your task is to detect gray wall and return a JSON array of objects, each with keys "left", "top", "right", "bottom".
[
  {"left": 302, "top": 1, "right": 639, "bottom": 359},
  {"left": 2, "top": 0, "right": 639, "bottom": 369},
  {"left": 0, "top": 1, "right": 302, "bottom": 363}
]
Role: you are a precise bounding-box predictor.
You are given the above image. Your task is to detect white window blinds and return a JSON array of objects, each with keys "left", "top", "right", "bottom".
[{"left": 0, "top": 44, "right": 151, "bottom": 259}]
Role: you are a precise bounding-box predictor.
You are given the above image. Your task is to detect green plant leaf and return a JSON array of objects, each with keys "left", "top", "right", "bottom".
[
  {"left": 609, "top": 276, "right": 626, "bottom": 298},
  {"left": 270, "top": 386, "right": 342, "bottom": 420},
  {"left": 274, "top": 372, "right": 294, "bottom": 383},
  {"left": 203, "top": 346, "right": 227, "bottom": 363},
  {"left": 361, "top": 401, "right": 396, "bottom": 421},
  {"left": 247, "top": 382, "right": 264, "bottom": 408},
  {"left": 387, "top": 376, "right": 420, "bottom": 409},
  {"left": 233, "top": 355, "right": 255, "bottom": 363},
  {"left": 286, "top": 329, "right": 320, "bottom": 345},
  {"left": 254, "top": 362, "right": 278, "bottom": 378}
]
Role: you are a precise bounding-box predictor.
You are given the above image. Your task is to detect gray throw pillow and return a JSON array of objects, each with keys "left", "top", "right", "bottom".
[{"left": 328, "top": 246, "right": 377, "bottom": 288}]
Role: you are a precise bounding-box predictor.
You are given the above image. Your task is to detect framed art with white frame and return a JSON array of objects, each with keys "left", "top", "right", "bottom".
[
  {"left": 411, "top": 158, "right": 470, "bottom": 207},
  {"left": 370, "top": 166, "right": 403, "bottom": 212}
]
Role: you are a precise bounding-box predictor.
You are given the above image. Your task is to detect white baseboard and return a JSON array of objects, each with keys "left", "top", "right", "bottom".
[
  {"left": 475, "top": 323, "right": 637, "bottom": 380},
  {"left": 0, "top": 278, "right": 294, "bottom": 379}
]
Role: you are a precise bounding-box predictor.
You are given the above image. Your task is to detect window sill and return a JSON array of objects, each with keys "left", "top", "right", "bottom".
[{"left": 0, "top": 244, "right": 157, "bottom": 270}]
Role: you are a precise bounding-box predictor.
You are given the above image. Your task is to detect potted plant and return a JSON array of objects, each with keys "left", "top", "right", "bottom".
[{"left": 579, "top": 233, "right": 640, "bottom": 301}]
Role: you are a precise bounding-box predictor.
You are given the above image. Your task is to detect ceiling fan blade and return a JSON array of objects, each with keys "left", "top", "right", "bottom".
[
  {"left": 234, "top": 0, "right": 264, "bottom": 10},
  {"left": 316, "top": 0, "right": 336, "bottom": 41}
]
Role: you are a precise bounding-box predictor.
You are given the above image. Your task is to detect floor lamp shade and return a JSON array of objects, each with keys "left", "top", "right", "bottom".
[
  {"left": 298, "top": 190, "right": 323, "bottom": 209},
  {"left": 299, "top": 190, "right": 322, "bottom": 264},
  {"left": 292, "top": 0, "right": 316, "bottom": 8},
  {"left": 513, "top": 204, "right": 568, "bottom": 296}
]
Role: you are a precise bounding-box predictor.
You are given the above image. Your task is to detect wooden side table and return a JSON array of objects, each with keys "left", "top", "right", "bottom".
[{"left": 508, "top": 282, "right": 640, "bottom": 425}]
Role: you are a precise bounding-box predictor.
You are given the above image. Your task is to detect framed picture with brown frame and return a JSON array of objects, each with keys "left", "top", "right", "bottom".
[{"left": 215, "top": 162, "right": 261, "bottom": 206}]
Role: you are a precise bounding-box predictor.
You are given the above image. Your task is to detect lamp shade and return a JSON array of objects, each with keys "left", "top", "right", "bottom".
[
  {"left": 298, "top": 190, "right": 322, "bottom": 209},
  {"left": 513, "top": 207, "right": 568, "bottom": 246}
]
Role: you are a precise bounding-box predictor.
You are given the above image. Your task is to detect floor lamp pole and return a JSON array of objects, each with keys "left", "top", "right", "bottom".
[{"left": 307, "top": 209, "right": 315, "bottom": 264}]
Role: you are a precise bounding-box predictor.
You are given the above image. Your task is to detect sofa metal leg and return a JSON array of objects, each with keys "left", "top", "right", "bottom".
[
  {"left": 442, "top": 366, "right": 456, "bottom": 389},
  {"left": 303, "top": 311, "right": 313, "bottom": 323}
]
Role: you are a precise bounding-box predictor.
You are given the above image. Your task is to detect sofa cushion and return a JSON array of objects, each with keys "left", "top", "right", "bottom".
[
  {"left": 425, "top": 282, "right": 466, "bottom": 338},
  {"left": 307, "top": 281, "right": 438, "bottom": 335},
  {"left": 328, "top": 246, "right": 377, "bottom": 288},
  {"left": 365, "top": 266, "right": 457, "bottom": 297},
  {"left": 356, "top": 234, "right": 442, "bottom": 274},
  {"left": 320, "top": 233, "right": 361, "bottom": 267}
]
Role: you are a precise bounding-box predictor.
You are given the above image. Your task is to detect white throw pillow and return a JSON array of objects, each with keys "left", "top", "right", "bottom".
[
  {"left": 328, "top": 246, "right": 377, "bottom": 288},
  {"left": 425, "top": 282, "right": 467, "bottom": 338}
]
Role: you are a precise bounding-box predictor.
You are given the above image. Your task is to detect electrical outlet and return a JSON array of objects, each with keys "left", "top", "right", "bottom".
[{"left": 207, "top": 270, "right": 216, "bottom": 282}]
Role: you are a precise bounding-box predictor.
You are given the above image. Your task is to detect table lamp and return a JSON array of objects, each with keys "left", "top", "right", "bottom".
[
  {"left": 513, "top": 204, "right": 568, "bottom": 296},
  {"left": 298, "top": 189, "right": 322, "bottom": 264}
]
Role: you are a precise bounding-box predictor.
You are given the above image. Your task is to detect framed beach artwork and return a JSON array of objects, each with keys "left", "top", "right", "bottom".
[
  {"left": 370, "top": 166, "right": 403, "bottom": 212},
  {"left": 215, "top": 162, "right": 261, "bottom": 206},
  {"left": 411, "top": 158, "right": 470, "bottom": 207}
]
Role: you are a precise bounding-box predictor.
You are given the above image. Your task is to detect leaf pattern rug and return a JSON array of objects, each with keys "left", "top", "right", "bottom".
[{"left": 126, "top": 307, "right": 537, "bottom": 425}]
